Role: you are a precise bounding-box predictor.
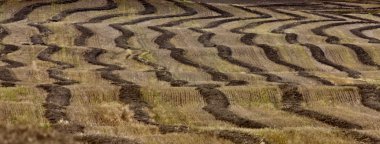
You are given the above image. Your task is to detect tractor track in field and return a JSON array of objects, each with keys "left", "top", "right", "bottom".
[
  {"left": 270, "top": 12, "right": 362, "bottom": 78},
  {"left": 0, "top": 26, "right": 25, "bottom": 87},
  {"left": 280, "top": 84, "right": 380, "bottom": 143},
  {"left": 0, "top": 0, "right": 79, "bottom": 24},
  {"left": 50, "top": 0, "right": 118, "bottom": 22},
  {"left": 231, "top": 17, "right": 335, "bottom": 86},
  {"left": 29, "top": 23, "right": 84, "bottom": 134},
  {"left": 311, "top": 21, "right": 380, "bottom": 69}
]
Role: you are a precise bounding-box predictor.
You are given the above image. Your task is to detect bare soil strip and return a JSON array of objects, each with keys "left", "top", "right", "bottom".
[
  {"left": 311, "top": 21, "right": 380, "bottom": 69},
  {"left": 0, "top": 26, "right": 25, "bottom": 87},
  {"left": 0, "top": 0, "right": 79, "bottom": 24},
  {"left": 270, "top": 12, "right": 362, "bottom": 78},
  {"left": 50, "top": 0, "right": 117, "bottom": 22},
  {"left": 232, "top": 17, "right": 334, "bottom": 85}
]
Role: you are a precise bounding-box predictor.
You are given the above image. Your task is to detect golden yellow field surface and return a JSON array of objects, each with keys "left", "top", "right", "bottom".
[{"left": 1, "top": 0, "right": 380, "bottom": 143}]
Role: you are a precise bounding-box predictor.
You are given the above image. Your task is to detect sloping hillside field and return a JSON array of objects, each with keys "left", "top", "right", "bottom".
[{"left": 1, "top": 0, "right": 380, "bottom": 143}]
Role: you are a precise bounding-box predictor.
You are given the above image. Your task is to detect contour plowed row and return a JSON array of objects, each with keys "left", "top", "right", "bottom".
[
  {"left": 0, "top": 0, "right": 79, "bottom": 24},
  {"left": 29, "top": 23, "right": 84, "bottom": 133},
  {"left": 270, "top": 11, "right": 363, "bottom": 78},
  {"left": 280, "top": 84, "right": 380, "bottom": 143},
  {"left": 50, "top": 0, "right": 117, "bottom": 22},
  {"left": 232, "top": 17, "right": 334, "bottom": 85},
  {"left": 0, "top": 26, "right": 25, "bottom": 87},
  {"left": 311, "top": 21, "right": 380, "bottom": 69},
  {"left": 351, "top": 25, "right": 380, "bottom": 43},
  {"left": 188, "top": 5, "right": 284, "bottom": 83},
  {"left": 147, "top": 2, "right": 232, "bottom": 82},
  {"left": 122, "top": 0, "right": 197, "bottom": 25}
]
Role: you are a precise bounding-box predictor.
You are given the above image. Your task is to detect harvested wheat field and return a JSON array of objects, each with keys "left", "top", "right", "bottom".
[{"left": 1, "top": 0, "right": 380, "bottom": 143}]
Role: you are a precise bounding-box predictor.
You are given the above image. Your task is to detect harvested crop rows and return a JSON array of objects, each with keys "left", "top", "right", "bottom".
[{"left": 1, "top": 0, "right": 380, "bottom": 143}]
